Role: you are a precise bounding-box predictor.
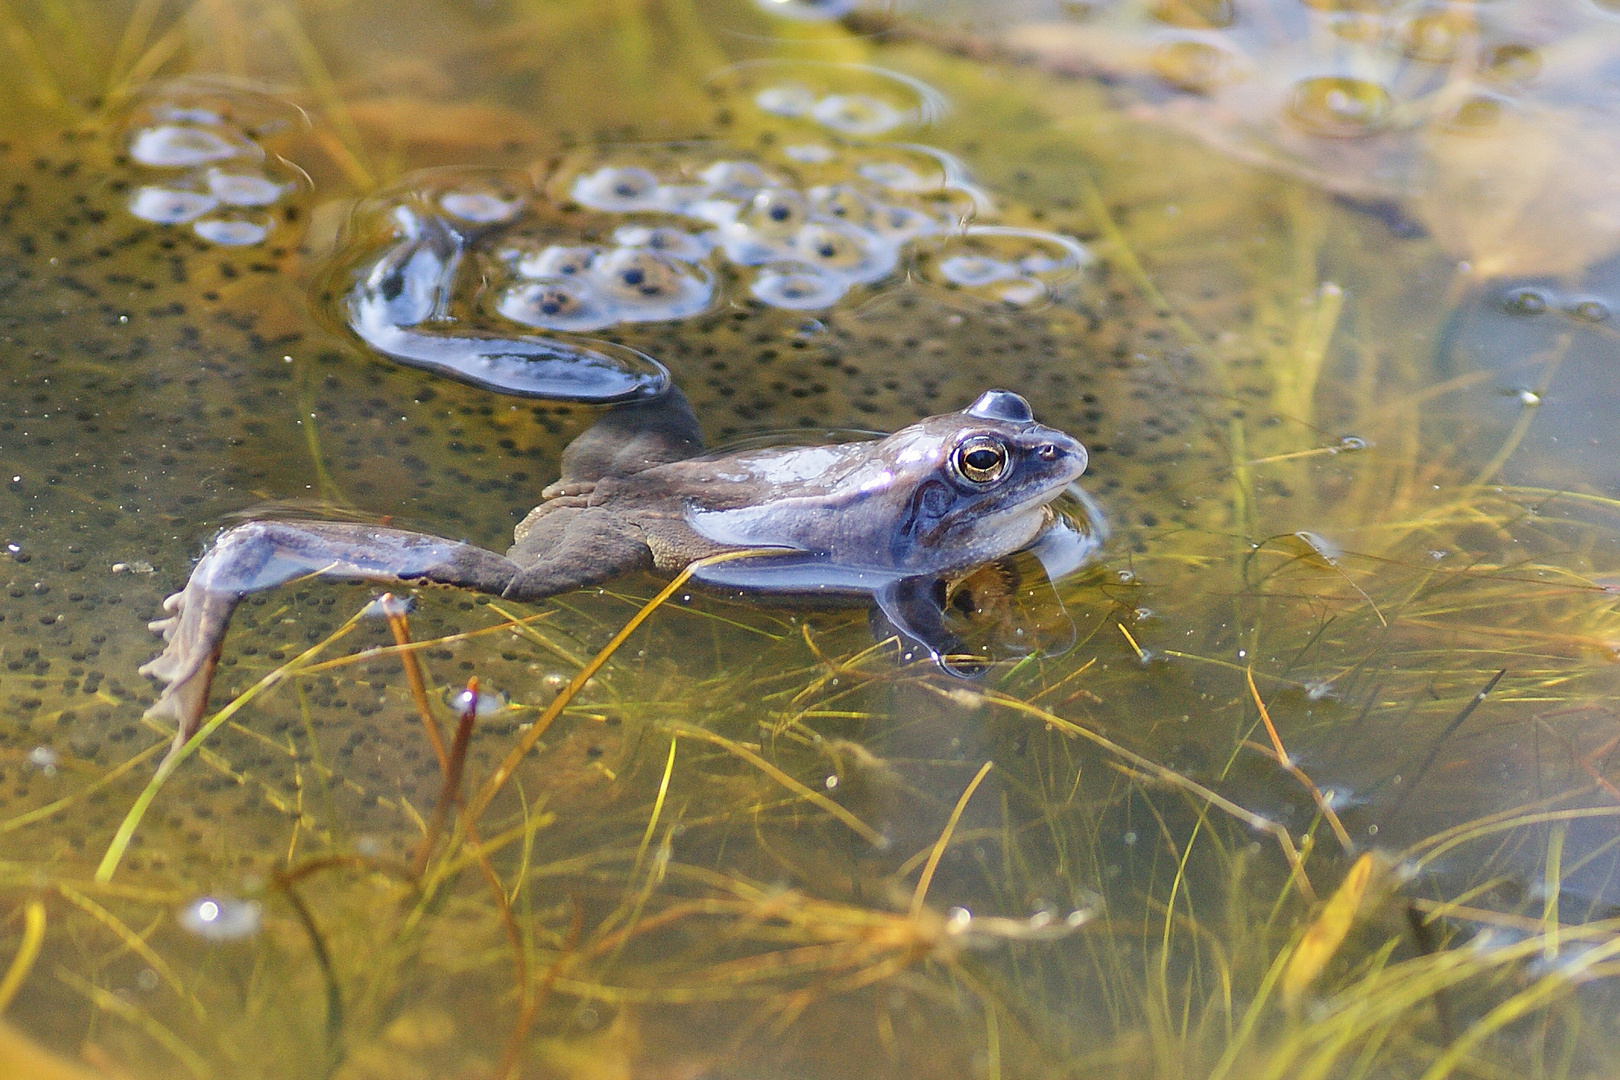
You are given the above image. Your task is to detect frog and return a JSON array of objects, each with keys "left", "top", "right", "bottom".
[{"left": 139, "top": 387, "right": 1090, "bottom": 749}]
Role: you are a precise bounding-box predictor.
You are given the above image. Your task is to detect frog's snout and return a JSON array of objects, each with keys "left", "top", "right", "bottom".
[{"left": 1036, "top": 432, "right": 1088, "bottom": 481}]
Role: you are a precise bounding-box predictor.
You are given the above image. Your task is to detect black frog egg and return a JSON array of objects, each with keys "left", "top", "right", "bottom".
[
  {"left": 514, "top": 244, "right": 601, "bottom": 279},
  {"left": 939, "top": 254, "right": 1018, "bottom": 287},
  {"left": 497, "top": 278, "right": 615, "bottom": 332},
  {"left": 571, "top": 165, "right": 663, "bottom": 212},
  {"left": 811, "top": 94, "right": 909, "bottom": 137},
  {"left": 613, "top": 225, "right": 710, "bottom": 262},
  {"left": 751, "top": 265, "right": 849, "bottom": 310},
  {"left": 591, "top": 247, "right": 714, "bottom": 319},
  {"left": 699, "top": 160, "right": 771, "bottom": 199},
  {"left": 809, "top": 183, "right": 878, "bottom": 227},
  {"left": 742, "top": 187, "right": 812, "bottom": 236},
  {"left": 792, "top": 222, "right": 896, "bottom": 284},
  {"left": 867, "top": 202, "right": 940, "bottom": 243}
]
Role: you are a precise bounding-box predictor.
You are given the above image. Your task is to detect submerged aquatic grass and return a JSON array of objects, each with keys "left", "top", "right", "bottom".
[{"left": 1, "top": 0, "right": 1620, "bottom": 1078}]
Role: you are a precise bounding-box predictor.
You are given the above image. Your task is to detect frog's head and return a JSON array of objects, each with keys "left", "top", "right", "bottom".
[{"left": 880, "top": 389, "right": 1088, "bottom": 571}]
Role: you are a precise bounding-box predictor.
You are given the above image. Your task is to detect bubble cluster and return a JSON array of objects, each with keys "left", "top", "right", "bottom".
[{"left": 121, "top": 85, "right": 304, "bottom": 247}]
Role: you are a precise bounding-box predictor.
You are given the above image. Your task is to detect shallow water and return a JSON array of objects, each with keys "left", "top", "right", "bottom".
[{"left": 4, "top": 1, "right": 1620, "bottom": 1077}]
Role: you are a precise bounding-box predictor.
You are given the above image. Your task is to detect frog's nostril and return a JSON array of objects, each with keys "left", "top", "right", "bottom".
[{"left": 1037, "top": 443, "right": 1058, "bottom": 461}]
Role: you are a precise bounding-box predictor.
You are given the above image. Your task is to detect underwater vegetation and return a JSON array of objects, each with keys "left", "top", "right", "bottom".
[{"left": 2, "top": 1, "right": 1620, "bottom": 1078}]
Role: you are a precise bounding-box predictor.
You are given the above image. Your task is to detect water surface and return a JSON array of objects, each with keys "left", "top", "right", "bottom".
[{"left": 3, "top": 1, "right": 1620, "bottom": 1077}]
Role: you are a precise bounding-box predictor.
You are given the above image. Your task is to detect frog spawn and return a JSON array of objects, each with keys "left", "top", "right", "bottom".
[
  {"left": 120, "top": 85, "right": 305, "bottom": 247},
  {"left": 564, "top": 152, "right": 967, "bottom": 311},
  {"left": 328, "top": 146, "right": 1090, "bottom": 398}
]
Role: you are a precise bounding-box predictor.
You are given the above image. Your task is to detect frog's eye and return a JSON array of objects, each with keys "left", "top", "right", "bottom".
[{"left": 953, "top": 436, "right": 1009, "bottom": 485}]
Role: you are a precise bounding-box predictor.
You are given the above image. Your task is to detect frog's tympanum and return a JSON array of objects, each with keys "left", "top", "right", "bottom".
[{"left": 140, "top": 388, "right": 1089, "bottom": 747}]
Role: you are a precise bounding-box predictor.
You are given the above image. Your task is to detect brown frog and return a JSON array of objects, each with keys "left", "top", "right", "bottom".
[{"left": 140, "top": 387, "right": 1090, "bottom": 748}]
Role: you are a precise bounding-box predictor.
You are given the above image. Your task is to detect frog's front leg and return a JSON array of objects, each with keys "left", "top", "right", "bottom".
[{"left": 141, "top": 520, "right": 523, "bottom": 749}]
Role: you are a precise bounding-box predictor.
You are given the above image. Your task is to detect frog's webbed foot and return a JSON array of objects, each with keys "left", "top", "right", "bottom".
[
  {"left": 504, "top": 506, "right": 653, "bottom": 600},
  {"left": 554, "top": 387, "right": 704, "bottom": 486},
  {"left": 141, "top": 520, "right": 523, "bottom": 751},
  {"left": 872, "top": 575, "right": 989, "bottom": 678}
]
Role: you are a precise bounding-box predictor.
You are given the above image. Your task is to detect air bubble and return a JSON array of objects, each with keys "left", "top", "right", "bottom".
[
  {"left": 921, "top": 227, "right": 1091, "bottom": 304},
  {"left": 446, "top": 686, "right": 511, "bottom": 715},
  {"left": 128, "top": 185, "right": 216, "bottom": 224},
  {"left": 1151, "top": 39, "right": 1247, "bottom": 93},
  {"left": 1286, "top": 76, "right": 1391, "bottom": 137},
  {"left": 754, "top": 0, "right": 854, "bottom": 19},
  {"left": 783, "top": 143, "right": 836, "bottom": 164},
  {"left": 812, "top": 94, "right": 909, "bottom": 137},
  {"left": 1569, "top": 298, "right": 1611, "bottom": 322},
  {"left": 193, "top": 215, "right": 271, "bottom": 246},
  {"left": 751, "top": 266, "right": 849, "bottom": 309},
  {"left": 178, "top": 896, "right": 263, "bottom": 942},
  {"left": 755, "top": 83, "right": 818, "bottom": 118},
  {"left": 1501, "top": 287, "right": 1549, "bottom": 315},
  {"left": 361, "top": 594, "right": 416, "bottom": 618},
  {"left": 1442, "top": 94, "right": 1509, "bottom": 133},
  {"left": 440, "top": 189, "right": 525, "bottom": 224},
  {"left": 206, "top": 170, "right": 287, "bottom": 206},
  {"left": 1483, "top": 43, "right": 1541, "bottom": 85},
  {"left": 1400, "top": 10, "right": 1469, "bottom": 62},
  {"left": 858, "top": 162, "right": 929, "bottom": 190},
  {"left": 129, "top": 124, "right": 245, "bottom": 167},
  {"left": 1150, "top": 0, "right": 1233, "bottom": 29},
  {"left": 571, "top": 166, "right": 663, "bottom": 211}
]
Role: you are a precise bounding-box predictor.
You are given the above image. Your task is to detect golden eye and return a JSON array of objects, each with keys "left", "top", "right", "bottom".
[{"left": 953, "top": 436, "right": 1008, "bottom": 484}]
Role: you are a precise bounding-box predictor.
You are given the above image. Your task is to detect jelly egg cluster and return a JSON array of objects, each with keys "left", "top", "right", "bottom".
[{"left": 122, "top": 92, "right": 302, "bottom": 247}]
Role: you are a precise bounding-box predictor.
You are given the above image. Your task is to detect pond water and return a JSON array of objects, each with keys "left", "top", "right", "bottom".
[{"left": 4, "top": 1, "right": 1620, "bottom": 1077}]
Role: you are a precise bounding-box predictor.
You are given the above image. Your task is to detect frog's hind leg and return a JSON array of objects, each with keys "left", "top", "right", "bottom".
[
  {"left": 503, "top": 505, "right": 653, "bottom": 600},
  {"left": 142, "top": 520, "right": 522, "bottom": 752},
  {"left": 543, "top": 387, "right": 704, "bottom": 497}
]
